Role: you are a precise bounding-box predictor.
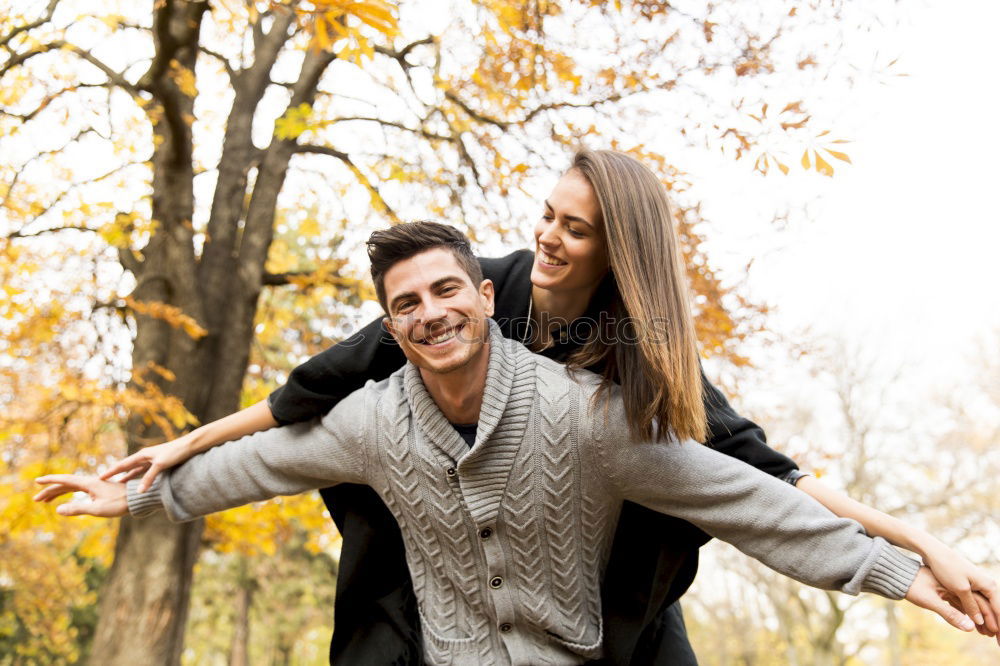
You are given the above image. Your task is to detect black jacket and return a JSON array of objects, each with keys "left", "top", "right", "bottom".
[{"left": 267, "top": 250, "right": 800, "bottom": 665}]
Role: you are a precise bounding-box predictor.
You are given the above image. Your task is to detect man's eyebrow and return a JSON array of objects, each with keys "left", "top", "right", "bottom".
[
  {"left": 388, "top": 290, "right": 417, "bottom": 313},
  {"left": 544, "top": 199, "right": 594, "bottom": 229},
  {"left": 388, "top": 275, "right": 466, "bottom": 312},
  {"left": 430, "top": 275, "right": 465, "bottom": 290}
]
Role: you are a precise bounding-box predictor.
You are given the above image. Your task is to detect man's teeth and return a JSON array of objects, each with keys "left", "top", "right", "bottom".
[
  {"left": 424, "top": 327, "right": 458, "bottom": 344},
  {"left": 540, "top": 251, "right": 567, "bottom": 266}
]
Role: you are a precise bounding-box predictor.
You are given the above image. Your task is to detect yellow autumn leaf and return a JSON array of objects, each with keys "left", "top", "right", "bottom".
[
  {"left": 800, "top": 149, "right": 811, "bottom": 169},
  {"left": 814, "top": 151, "right": 834, "bottom": 177},
  {"left": 169, "top": 60, "right": 197, "bottom": 98},
  {"left": 825, "top": 148, "right": 852, "bottom": 163}
]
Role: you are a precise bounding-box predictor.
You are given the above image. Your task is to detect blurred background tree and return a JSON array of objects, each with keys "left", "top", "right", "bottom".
[{"left": 1, "top": 0, "right": 962, "bottom": 664}]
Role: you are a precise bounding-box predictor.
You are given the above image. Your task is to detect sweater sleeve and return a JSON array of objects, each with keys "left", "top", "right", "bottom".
[
  {"left": 701, "top": 370, "right": 803, "bottom": 484},
  {"left": 128, "top": 388, "right": 371, "bottom": 522},
  {"left": 592, "top": 396, "right": 919, "bottom": 600}
]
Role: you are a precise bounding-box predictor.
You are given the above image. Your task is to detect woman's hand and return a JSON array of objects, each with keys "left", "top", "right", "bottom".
[
  {"left": 98, "top": 400, "right": 280, "bottom": 492},
  {"left": 920, "top": 541, "right": 1000, "bottom": 639},
  {"left": 905, "top": 565, "right": 1000, "bottom": 645},
  {"left": 100, "top": 434, "right": 196, "bottom": 493}
]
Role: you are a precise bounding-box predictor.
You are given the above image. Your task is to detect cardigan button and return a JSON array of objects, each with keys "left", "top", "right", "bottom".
[
  {"left": 489, "top": 576, "right": 503, "bottom": 589},
  {"left": 479, "top": 527, "right": 493, "bottom": 539},
  {"left": 499, "top": 622, "right": 513, "bottom": 633},
  {"left": 446, "top": 467, "right": 456, "bottom": 477}
]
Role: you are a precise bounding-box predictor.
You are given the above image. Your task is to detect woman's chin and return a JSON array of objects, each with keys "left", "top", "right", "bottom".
[{"left": 530, "top": 267, "right": 562, "bottom": 290}]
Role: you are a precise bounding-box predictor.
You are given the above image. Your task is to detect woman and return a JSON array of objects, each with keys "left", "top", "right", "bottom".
[{"left": 106, "top": 150, "right": 999, "bottom": 663}]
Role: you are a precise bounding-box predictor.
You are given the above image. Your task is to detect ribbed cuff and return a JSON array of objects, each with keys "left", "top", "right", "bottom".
[
  {"left": 859, "top": 539, "right": 921, "bottom": 600},
  {"left": 126, "top": 476, "right": 165, "bottom": 517},
  {"left": 779, "top": 469, "right": 808, "bottom": 486}
]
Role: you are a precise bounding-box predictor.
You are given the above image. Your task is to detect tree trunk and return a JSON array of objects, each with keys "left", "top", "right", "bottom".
[
  {"left": 88, "top": 3, "right": 209, "bottom": 663},
  {"left": 228, "top": 557, "right": 255, "bottom": 666},
  {"left": 86, "top": 4, "right": 334, "bottom": 662},
  {"left": 885, "top": 599, "right": 902, "bottom": 666}
]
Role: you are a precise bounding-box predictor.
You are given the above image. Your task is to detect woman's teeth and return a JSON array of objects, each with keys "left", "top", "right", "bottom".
[{"left": 540, "top": 251, "right": 567, "bottom": 266}]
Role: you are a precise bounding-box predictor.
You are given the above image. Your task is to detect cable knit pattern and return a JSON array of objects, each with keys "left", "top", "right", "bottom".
[{"left": 128, "top": 320, "right": 921, "bottom": 665}]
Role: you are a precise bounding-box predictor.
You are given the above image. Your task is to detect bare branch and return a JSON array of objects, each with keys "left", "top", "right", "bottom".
[
  {"left": 2, "top": 127, "right": 97, "bottom": 209},
  {"left": 294, "top": 145, "right": 400, "bottom": 223},
  {"left": 0, "top": 0, "right": 60, "bottom": 51},
  {"left": 198, "top": 45, "right": 236, "bottom": 81},
  {"left": 331, "top": 116, "right": 453, "bottom": 142},
  {"left": 0, "top": 82, "right": 106, "bottom": 122},
  {"left": 374, "top": 36, "right": 435, "bottom": 69},
  {"left": 6, "top": 224, "right": 99, "bottom": 240},
  {"left": 444, "top": 90, "right": 510, "bottom": 130},
  {"left": 8, "top": 160, "right": 144, "bottom": 232}
]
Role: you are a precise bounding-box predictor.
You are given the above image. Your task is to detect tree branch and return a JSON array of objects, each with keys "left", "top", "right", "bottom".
[
  {"left": 198, "top": 45, "right": 236, "bottom": 81},
  {"left": 0, "top": 0, "right": 61, "bottom": 51},
  {"left": 6, "top": 224, "right": 99, "bottom": 240},
  {"left": 330, "top": 116, "right": 452, "bottom": 142},
  {"left": 374, "top": 36, "right": 434, "bottom": 69},
  {"left": 0, "top": 82, "right": 106, "bottom": 122},
  {"left": 8, "top": 160, "right": 143, "bottom": 232},
  {"left": 443, "top": 90, "right": 510, "bottom": 130},
  {"left": 294, "top": 145, "right": 400, "bottom": 223}
]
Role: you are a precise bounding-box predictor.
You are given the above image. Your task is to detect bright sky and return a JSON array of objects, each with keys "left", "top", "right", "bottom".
[{"left": 691, "top": 0, "right": 1000, "bottom": 385}]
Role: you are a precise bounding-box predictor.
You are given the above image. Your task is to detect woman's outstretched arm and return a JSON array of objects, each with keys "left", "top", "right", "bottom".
[
  {"left": 796, "top": 474, "right": 1000, "bottom": 638},
  {"left": 101, "top": 399, "right": 278, "bottom": 492}
]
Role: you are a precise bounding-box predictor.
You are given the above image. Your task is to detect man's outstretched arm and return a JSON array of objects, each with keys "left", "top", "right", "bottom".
[
  {"left": 588, "top": 392, "right": 998, "bottom": 638},
  {"left": 37, "top": 389, "right": 370, "bottom": 522}
]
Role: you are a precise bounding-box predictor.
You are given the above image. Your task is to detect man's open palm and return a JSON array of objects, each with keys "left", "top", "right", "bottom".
[{"left": 34, "top": 474, "right": 128, "bottom": 517}]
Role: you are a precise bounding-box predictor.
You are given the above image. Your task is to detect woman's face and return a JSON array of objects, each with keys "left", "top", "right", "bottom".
[{"left": 531, "top": 170, "right": 609, "bottom": 295}]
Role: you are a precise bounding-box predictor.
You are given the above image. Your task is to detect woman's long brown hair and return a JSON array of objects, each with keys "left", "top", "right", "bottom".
[{"left": 567, "top": 149, "right": 707, "bottom": 443}]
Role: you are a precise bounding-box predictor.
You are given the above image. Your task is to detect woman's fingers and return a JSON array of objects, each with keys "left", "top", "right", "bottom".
[
  {"left": 118, "top": 466, "right": 149, "bottom": 483},
  {"left": 99, "top": 453, "right": 149, "bottom": 480},
  {"left": 954, "top": 587, "right": 986, "bottom": 627},
  {"left": 973, "top": 573, "right": 1000, "bottom": 629},
  {"left": 975, "top": 593, "right": 998, "bottom": 636},
  {"left": 137, "top": 463, "right": 163, "bottom": 494}
]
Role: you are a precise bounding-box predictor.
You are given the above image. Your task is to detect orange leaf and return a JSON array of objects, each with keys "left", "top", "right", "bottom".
[
  {"left": 825, "top": 149, "right": 852, "bottom": 164},
  {"left": 814, "top": 152, "right": 834, "bottom": 177},
  {"left": 800, "top": 150, "right": 811, "bottom": 169}
]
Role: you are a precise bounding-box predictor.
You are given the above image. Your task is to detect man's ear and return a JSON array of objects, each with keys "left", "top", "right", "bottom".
[
  {"left": 382, "top": 316, "right": 401, "bottom": 342},
  {"left": 479, "top": 279, "right": 495, "bottom": 317}
]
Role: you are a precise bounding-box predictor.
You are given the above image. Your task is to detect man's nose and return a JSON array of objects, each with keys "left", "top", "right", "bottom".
[{"left": 417, "top": 297, "right": 448, "bottom": 322}]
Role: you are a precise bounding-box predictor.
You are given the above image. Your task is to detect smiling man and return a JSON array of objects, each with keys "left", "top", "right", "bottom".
[{"left": 36, "top": 222, "right": 969, "bottom": 665}]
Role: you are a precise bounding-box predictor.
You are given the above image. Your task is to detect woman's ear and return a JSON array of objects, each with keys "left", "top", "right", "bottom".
[{"left": 479, "top": 279, "right": 495, "bottom": 317}]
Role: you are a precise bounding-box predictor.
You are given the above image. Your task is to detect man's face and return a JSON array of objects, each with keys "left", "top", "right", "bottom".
[{"left": 382, "top": 247, "right": 495, "bottom": 376}]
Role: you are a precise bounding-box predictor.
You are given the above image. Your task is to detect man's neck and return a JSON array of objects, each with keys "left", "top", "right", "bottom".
[{"left": 420, "top": 340, "right": 491, "bottom": 425}]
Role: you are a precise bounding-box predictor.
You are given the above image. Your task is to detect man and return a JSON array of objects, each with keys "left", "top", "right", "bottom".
[{"left": 37, "top": 222, "right": 978, "bottom": 665}]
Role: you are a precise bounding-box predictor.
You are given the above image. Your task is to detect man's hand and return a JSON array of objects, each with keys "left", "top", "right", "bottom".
[
  {"left": 34, "top": 474, "right": 129, "bottom": 518},
  {"left": 906, "top": 565, "right": 1000, "bottom": 645}
]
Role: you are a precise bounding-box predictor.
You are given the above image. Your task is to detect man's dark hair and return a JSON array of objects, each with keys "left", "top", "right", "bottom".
[{"left": 368, "top": 221, "right": 484, "bottom": 311}]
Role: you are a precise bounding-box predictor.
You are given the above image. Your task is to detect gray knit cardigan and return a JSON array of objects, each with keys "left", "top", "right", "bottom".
[{"left": 129, "top": 321, "right": 920, "bottom": 665}]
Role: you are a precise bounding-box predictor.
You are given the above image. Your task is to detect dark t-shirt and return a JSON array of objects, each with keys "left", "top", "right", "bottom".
[
  {"left": 269, "top": 249, "right": 801, "bottom": 665},
  {"left": 451, "top": 422, "right": 478, "bottom": 449}
]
